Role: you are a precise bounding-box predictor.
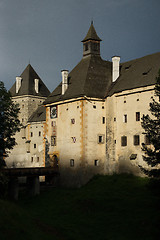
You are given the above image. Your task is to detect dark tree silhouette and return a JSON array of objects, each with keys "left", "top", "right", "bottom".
[
  {"left": 140, "top": 70, "right": 160, "bottom": 177},
  {"left": 0, "top": 81, "right": 21, "bottom": 168}
]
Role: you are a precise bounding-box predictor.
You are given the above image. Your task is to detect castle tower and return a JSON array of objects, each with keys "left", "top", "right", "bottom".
[
  {"left": 6, "top": 64, "right": 50, "bottom": 168},
  {"left": 9, "top": 64, "right": 50, "bottom": 125},
  {"left": 81, "top": 21, "right": 102, "bottom": 57}
]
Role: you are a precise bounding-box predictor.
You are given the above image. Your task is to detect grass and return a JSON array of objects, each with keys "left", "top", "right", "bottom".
[{"left": 0, "top": 174, "right": 160, "bottom": 240}]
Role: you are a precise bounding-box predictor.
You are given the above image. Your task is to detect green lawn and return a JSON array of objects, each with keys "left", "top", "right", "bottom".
[{"left": 0, "top": 174, "right": 160, "bottom": 240}]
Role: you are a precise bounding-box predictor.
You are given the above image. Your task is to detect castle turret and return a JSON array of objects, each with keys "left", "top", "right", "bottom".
[{"left": 81, "top": 21, "right": 102, "bottom": 57}]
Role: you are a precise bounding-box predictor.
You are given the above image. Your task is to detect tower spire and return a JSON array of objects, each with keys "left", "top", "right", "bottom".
[{"left": 82, "top": 22, "right": 102, "bottom": 57}]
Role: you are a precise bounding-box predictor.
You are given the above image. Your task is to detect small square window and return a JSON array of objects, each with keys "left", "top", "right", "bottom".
[
  {"left": 134, "top": 135, "right": 140, "bottom": 146},
  {"left": 71, "top": 118, "right": 75, "bottom": 124},
  {"left": 70, "top": 159, "right": 74, "bottom": 167},
  {"left": 39, "top": 131, "right": 41, "bottom": 136},
  {"left": 94, "top": 160, "right": 99, "bottom": 166},
  {"left": 121, "top": 136, "right": 127, "bottom": 146},
  {"left": 114, "top": 117, "right": 116, "bottom": 121},
  {"left": 102, "top": 117, "right": 105, "bottom": 124},
  {"left": 34, "top": 144, "right": 36, "bottom": 148},
  {"left": 93, "top": 105, "right": 96, "bottom": 109},
  {"left": 51, "top": 136, "right": 56, "bottom": 146},
  {"left": 114, "top": 140, "right": 116, "bottom": 144},
  {"left": 124, "top": 100, "right": 126, "bottom": 103},
  {"left": 31, "top": 132, "right": 33, "bottom": 137},
  {"left": 136, "top": 112, "right": 140, "bottom": 121},
  {"left": 98, "top": 134, "right": 104, "bottom": 144},
  {"left": 102, "top": 106, "right": 104, "bottom": 109}
]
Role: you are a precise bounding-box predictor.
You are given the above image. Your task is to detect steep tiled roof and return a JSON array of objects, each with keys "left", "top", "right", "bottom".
[
  {"left": 28, "top": 105, "right": 46, "bottom": 122},
  {"left": 108, "top": 52, "right": 160, "bottom": 96},
  {"left": 82, "top": 22, "right": 102, "bottom": 42},
  {"left": 9, "top": 64, "right": 50, "bottom": 97},
  {"left": 44, "top": 55, "right": 112, "bottom": 105}
]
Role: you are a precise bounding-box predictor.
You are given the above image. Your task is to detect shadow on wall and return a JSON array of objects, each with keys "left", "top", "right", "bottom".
[
  {"left": 59, "top": 164, "right": 105, "bottom": 188},
  {"left": 117, "top": 156, "right": 143, "bottom": 176}
]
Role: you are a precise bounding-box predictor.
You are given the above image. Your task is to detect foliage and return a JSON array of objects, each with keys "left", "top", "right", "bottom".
[
  {"left": 0, "top": 81, "right": 21, "bottom": 166},
  {"left": 140, "top": 69, "right": 160, "bottom": 177}
]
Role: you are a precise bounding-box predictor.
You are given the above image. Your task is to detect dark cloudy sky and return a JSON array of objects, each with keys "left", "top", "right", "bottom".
[{"left": 1, "top": 0, "right": 160, "bottom": 92}]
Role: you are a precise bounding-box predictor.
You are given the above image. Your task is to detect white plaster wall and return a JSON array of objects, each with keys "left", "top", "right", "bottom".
[
  {"left": 47, "top": 101, "right": 81, "bottom": 168},
  {"left": 107, "top": 86, "right": 155, "bottom": 174},
  {"left": 83, "top": 100, "right": 106, "bottom": 173}
]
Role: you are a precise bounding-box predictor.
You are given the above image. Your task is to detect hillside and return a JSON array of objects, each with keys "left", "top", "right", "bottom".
[{"left": 0, "top": 174, "right": 160, "bottom": 240}]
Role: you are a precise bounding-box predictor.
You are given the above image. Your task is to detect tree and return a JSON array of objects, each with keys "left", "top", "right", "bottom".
[
  {"left": 140, "top": 69, "right": 160, "bottom": 177},
  {"left": 0, "top": 81, "right": 21, "bottom": 168}
]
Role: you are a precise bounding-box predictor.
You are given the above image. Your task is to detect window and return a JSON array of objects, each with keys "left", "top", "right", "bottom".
[
  {"left": 136, "top": 112, "right": 140, "bottom": 121},
  {"left": 93, "top": 105, "right": 96, "bottom": 109},
  {"left": 37, "top": 157, "right": 39, "bottom": 162},
  {"left": 121, "top": 136, "right": 127, "bottom": 146},
  {"left": 34, "top": 144, "right": 36, "bottom": 148},
  {"left": 102, "top": 117, "right": 105, "bottom": 124},
  {"left": 31, "top": 132, "right": 33, "bottom": 137},
  {"left": 93, "top": 43, "right": 98, "bottom": 51},
  {"left": 98, "top": 134, "right": 104, "bottom": 144},
  {"left": 134, "top": 135, "right": 140, "bottom": 145},
  {"left": 26, "top": 140, "right": 31, "bottom": 153},
  {"left": 85, "top": 43, "right": 88, "bottom": 51},
  {"left": 71, "top": 118, "right": 75, "bottom": 124},
  {"left": 102, "top": 106, "right": 104, "bottom": 109},
  {"left": 114, "top": 117, "right": 116, "bottom": 121},
  {"left": 31, "top": 157, "right": 33, "bottom": 163},
  {"left": 123, "top": 114, "right": 127, "bottom": 123},
  {"left": 70, "top": 159, "right": 74, "bottom": 167},
  {"left": 94, "top": 160, "right": 99, "bottom": 166},
  {"left": 39, "top": 131, "right": 41, "bottom": 137},
  {"left": 51, "top": 136, "right": 56, "bottom": 146},
  {"left": 145, "top": 135, "right": 151, "bottom": 145}
]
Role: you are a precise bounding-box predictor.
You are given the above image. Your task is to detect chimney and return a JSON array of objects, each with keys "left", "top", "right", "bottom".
[
  {"left": 112, "top": 56, "right": 120, "bottom": 82},
  {"left": 16, "top": 76, "right": 22, "bottom": 93},
  {"left": 34, "top": 79, "right": 39, "bottom": 93},
  {"left": 61, "top": 70, "right": 69, "bottom": 95}
]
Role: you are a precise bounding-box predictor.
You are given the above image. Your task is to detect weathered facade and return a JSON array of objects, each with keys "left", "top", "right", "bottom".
[{"left": 6, "top": 23, "right": 160, "bottom": 186}]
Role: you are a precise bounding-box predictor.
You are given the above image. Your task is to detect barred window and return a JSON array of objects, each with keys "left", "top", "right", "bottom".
[{"left": 121, "top": 136, "right": 127, "bottom": 146}]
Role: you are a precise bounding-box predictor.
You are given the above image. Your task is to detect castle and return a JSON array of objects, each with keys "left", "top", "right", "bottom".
[{"left": 6, "top": 23, "right": 160, "bottom": 186}]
